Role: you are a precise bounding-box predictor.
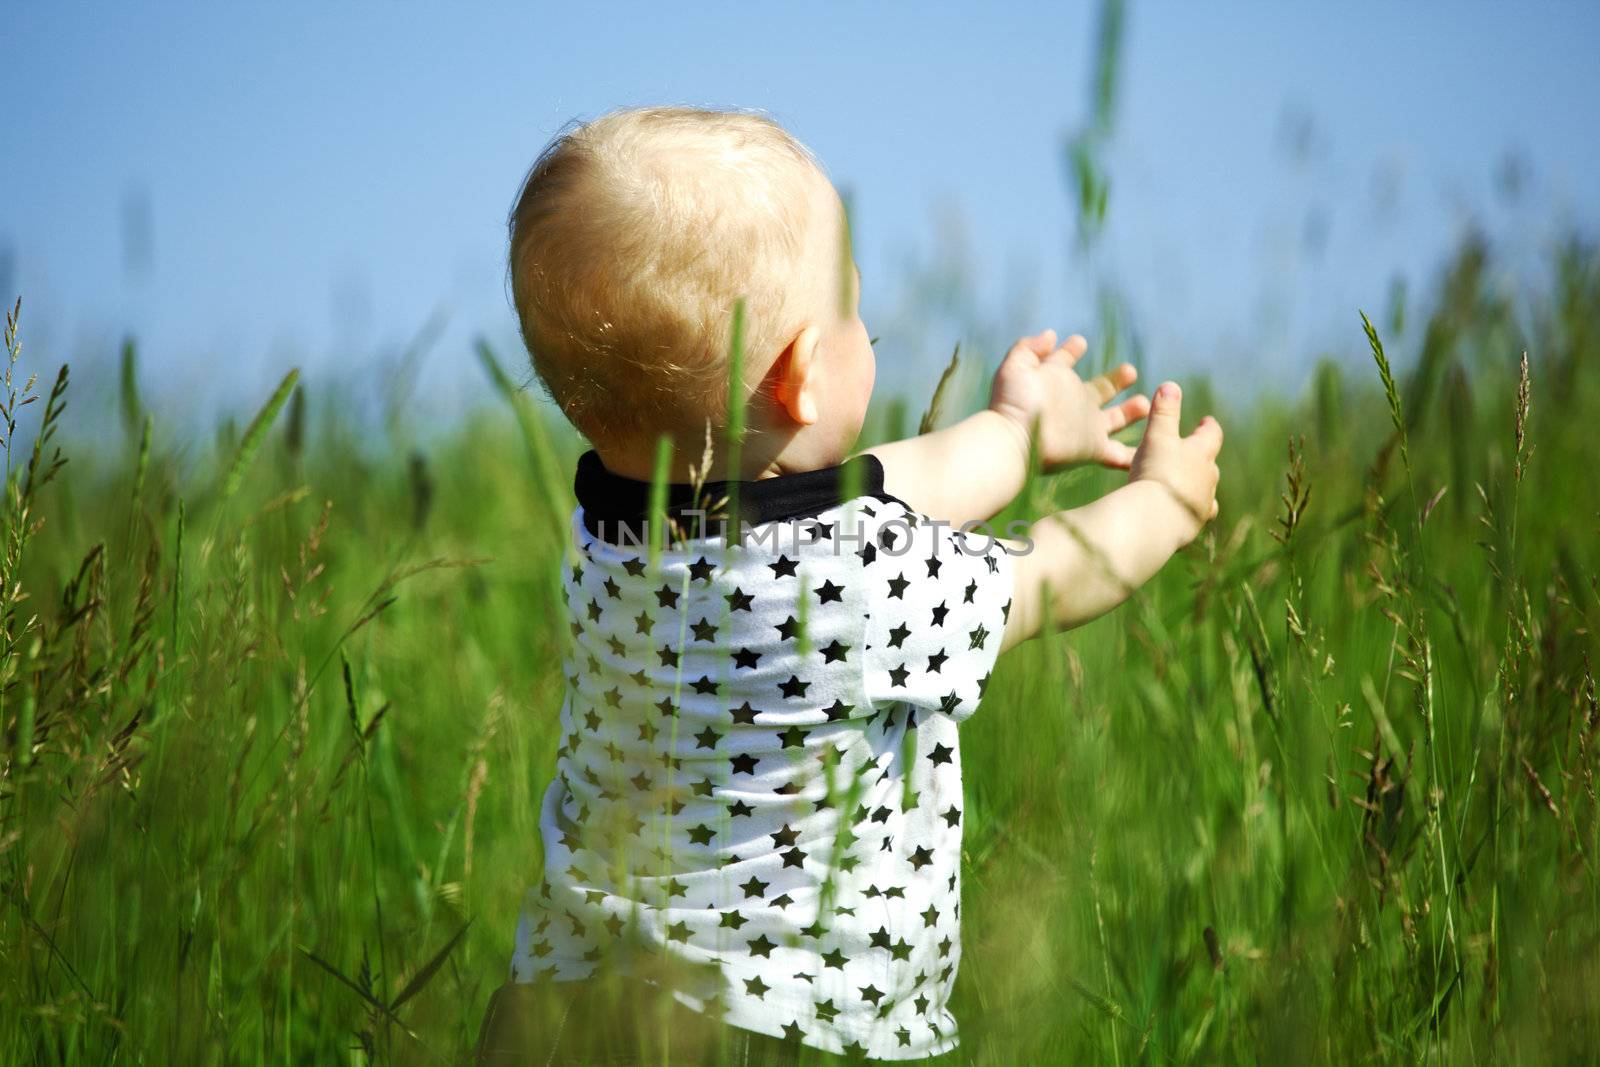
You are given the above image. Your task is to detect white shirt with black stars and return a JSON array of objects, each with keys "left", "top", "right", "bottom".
[{"left": 510, "top": 451, "right": 1013, "bottom": 1061}]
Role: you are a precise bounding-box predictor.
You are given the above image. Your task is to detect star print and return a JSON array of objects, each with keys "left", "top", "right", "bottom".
[
  {"left": 778, "top": 675, "right": 810, "bottom": 699},
  {"left": 938, "top": 936, "right": 953, "bottom": 957},
  {"left": 819, "top": 639, "right": 850, "bottom": 663},
  {"left": 730, "top": 701, "right": 761, "bottom": 724},
  {"left": 531, "top": 489, "right": 1009, "bottom": 1032},
  {"left": 569, "top": 563, "right": 583, "bottom": 584},
  {"left": 915, "top": 993, "right": 930, "bottom": 1014},
  {"left": 822, "top": 699, "right": 853, "bottom": 721},
  {"left": 841, "top": 1039, "right": 867, "bottom": 1056}
]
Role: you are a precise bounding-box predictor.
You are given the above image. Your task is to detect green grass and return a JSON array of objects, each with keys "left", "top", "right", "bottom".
[{"left": 2, "top": 225, "right": 1598, "bottom": 1064}]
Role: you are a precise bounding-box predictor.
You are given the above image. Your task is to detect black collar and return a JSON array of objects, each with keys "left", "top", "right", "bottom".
[{"left": 574, "top": 450, "right": 884, "bottom": 544}]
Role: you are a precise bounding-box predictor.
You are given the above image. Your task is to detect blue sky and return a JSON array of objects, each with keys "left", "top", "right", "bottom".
[{"left": 5, "top": 3, "right": 1597, "bottom": 424}]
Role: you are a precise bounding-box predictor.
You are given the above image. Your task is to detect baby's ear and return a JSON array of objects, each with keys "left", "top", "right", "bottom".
[{"left": 771, "top": 325, "right": 821, "bottom": 426}]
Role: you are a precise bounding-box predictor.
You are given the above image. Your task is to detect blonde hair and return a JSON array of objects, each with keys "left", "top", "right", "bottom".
[{"left": 507, "top": 106, "right": 829, "bottom": 451}]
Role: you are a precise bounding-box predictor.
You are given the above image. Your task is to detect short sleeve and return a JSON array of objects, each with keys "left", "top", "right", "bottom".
[{"left": 859, "top": 499, "right": 1014, "bottom": 723}]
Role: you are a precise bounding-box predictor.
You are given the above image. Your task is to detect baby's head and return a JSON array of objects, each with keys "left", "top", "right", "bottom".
[{"left": 508, "top": 106, "right": 874, "bottom": 479}]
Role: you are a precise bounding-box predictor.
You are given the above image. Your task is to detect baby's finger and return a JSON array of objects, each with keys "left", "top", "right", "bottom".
[
  {"left": 1006, "top": 330, "right": 1056, "bottom": 365},
  {"left": 1024, "top": 329, "right": 1058, "bottom": 357},
  {"left": 1085, "top": 365, "right": 1132, "bottom": 404},
  {"left": 1102, "top": 393, "right": 1150, "bottom": 434},
  {"left": 1189, "top": 414, "right": 1224, "bottom": 457},
  {"left": 1045, "top": 334, "right": 1089, "bottom": 367},
  {"left": 1209, "top": 499, "right": 1220, "bottom": 520},
  {"left": 1098, "top": 440, "right": 1137, "bottom": 470},
  {"left": 1145, "top": 382, "right": 1183, "bottom": 439}
]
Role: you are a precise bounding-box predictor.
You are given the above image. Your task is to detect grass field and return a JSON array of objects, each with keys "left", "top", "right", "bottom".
[{"left": 2, "top": 222, "right": 1598, "bottom": 1065}]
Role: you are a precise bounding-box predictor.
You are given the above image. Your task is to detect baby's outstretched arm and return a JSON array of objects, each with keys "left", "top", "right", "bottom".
[
  {"left": 1000, "top": 382, "right": 1222, "bottom": 652},
  {"left": 866, "top": 330, "right": 1150, "bottom": 526}
]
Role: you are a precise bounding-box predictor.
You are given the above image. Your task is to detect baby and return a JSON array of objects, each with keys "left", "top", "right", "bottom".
[{"left": 480, "top": 106, "right": 1221, "bottom": 1063}]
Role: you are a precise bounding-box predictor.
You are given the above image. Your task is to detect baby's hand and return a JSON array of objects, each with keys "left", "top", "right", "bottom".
[
  {"left": 988, "top": 329, "right": 1150, "bottom": 471},
  {"left": 1129, "top": 382, "right": 1223, "bottom": 543}
]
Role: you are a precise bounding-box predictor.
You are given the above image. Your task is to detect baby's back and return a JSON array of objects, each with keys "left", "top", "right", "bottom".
[{"left": 511, "top": 451, "right": 1012, "bottom": 1060}]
